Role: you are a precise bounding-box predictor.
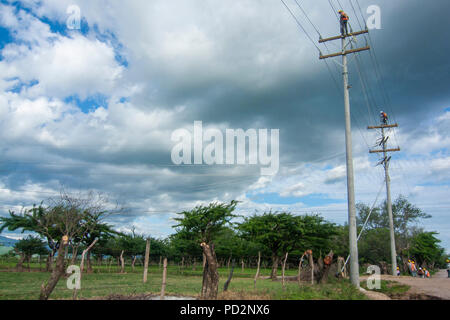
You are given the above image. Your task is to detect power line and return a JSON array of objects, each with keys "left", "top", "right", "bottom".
[{"left": 279, "top": 0, "right": 322, "bottom": 53}]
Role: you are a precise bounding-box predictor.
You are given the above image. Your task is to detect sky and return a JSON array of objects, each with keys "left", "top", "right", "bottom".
[{"left": 0, "top": 0, "right": 449, "bottom": 253}]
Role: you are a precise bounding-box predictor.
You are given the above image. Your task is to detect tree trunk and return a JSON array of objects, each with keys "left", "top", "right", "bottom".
[
  {"left": 45, "top": 250, "right": 55, "bottom": 272},
  {"left": 200, "top": 243, "right": 219, "bottom": 300},
  {"left": 70, "top": 245, "right": 79, "bottom": 265},
  {"left": 227, "top": 256, "right": 231, "bottom": 269},
  {"left": 254, "top": 251, "right": 261, "bottom": 289},
  {"left": 298, "top": 252, "right": 306, "bottom": 286},
  {"left": 80, "top": 240, "right": 98, "bottom": 275},
  {"left": 74, "top": 239, "right": 98, "bottom": 299},
  {"left": 160, "top": 257, "right": 168, "bottom": 300},
  {"left": 132, "top": 256, "right": 137, "bottom": 272},
  {"left": 337, "top": 256, "right": 345, "bottom": 278},
  {"left": 39, "top": 242, "right": 67, "bottom": 300},
  {"left": 202, "top": 252, "right": 207, "bottom": 271},
  {"left": 119, "top": 251, "right": 125, "bottom": 273},
  {"left": 143, "top": 239, "right": 150, "bottom": 283},
  {"left": 282, "top": 252, "right": 288, "bottom": 290},
  {"left": 270, "top": 253, "right": 279, "bottom": 280},
  {"left": 318, "top": 251, "right": 334, "bottom": 284},
  {"left": 192, "top": 257, "right": 197, "bottom": 271},
  {"left": 223, "top": 261, "right": 235, "bottom": 292},
  {"left": 86, "top": 250, "right": 93, "bottom": 273},
  {"left": 16, "top": 252, "right": 25, "bottom": 272},
  {"left": 308, "top": 252, "right": 314, "bottom": 285},
  {"left": 241, "top": 258, "right": 245, "bottom": 273}
]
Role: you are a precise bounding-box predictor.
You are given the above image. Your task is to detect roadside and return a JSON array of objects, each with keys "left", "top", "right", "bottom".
[{"left": 360, "top": 269, "right": 449, "bottom": 300}]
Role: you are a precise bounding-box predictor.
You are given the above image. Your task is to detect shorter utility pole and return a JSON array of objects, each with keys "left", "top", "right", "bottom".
[{"left": 368, "top": 122, "right": 400, "bottom": 276}]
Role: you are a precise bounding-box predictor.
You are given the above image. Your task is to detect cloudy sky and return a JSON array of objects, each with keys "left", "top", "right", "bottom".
[{"left": 0, "top": 0, "right": 449, "bottom": 253}]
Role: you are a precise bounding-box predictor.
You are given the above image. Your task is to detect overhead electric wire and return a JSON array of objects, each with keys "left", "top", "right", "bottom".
[
  {"left": 279, "top": 0, "right": 322, "bottom": 53},
  {"left": 348, "top": 0, "right": 363, "bottom": 31},
  {"left": 291, "top": 0, "right": 343, "bottom": 97},
  {"left": 352, "top": 0, "right": 403, "bottom": 175},
  {"left": 325, "top": 0, "right": 387, "bottom": 183},
  {"left": 281, "top": 0, "right": 385, "bottom": 186}
]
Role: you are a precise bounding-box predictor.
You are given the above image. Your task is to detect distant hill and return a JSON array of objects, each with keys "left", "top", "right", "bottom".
[{"left": 0, "top": 235, "right": 19, "bottom": 247}]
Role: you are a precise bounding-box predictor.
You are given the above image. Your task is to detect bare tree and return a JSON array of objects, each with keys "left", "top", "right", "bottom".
[{"left": 39, "top": 190, "right": 117, "bottom": 300}]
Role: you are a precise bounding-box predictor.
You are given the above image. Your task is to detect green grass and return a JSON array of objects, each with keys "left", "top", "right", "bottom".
[
  {"left": 360, "top": 280, "right": 410, "bottom": 298},
  {"left": 0, "top": 262, "right": 367, "bottom": 300}
]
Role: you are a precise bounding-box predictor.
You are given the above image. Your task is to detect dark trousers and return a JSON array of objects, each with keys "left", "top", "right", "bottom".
[{"left": 341, "top": 21, "right": 348, "bottom": 35}]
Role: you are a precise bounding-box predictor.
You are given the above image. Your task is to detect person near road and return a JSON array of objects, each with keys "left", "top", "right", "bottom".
[
  {"left": 396, "top": 266, "right": 401, "bottom": 276},
  {"left": 447, "top": 259, "right": 450, "bottom": 278},
  {"left": 411, "top": 260, "right": 417, "bottom": 277},
  {"left": 417, "top": 267, "right": 424, "bottom": 278}
]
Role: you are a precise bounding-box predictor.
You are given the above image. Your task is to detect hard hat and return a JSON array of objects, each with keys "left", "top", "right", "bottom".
[
  {"left": 338, "top": 10, "right": 343, "bottom": 13},
  {"left": 380, "top": 111, "right": 384, "bottom": 114}
]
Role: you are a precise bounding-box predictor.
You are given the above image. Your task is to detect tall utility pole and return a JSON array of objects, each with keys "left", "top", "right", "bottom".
[
  {"left": 368, "top": 122, "right": 400, "bottom": 276},
  {"left": 319, "top": 29, "right": 370, "bottom": 288}
]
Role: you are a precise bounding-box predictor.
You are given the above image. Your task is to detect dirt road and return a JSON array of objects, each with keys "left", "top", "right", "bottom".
[{"left": 362, "top": 269, "right": 450, "bottom": 300}]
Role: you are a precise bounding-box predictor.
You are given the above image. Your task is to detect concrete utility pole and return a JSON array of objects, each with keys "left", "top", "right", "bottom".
[
  {"left": 368, "top": 123, "right": 400, "bottom": 276},
  {"left": 319, "top": 29, "right": 370, "bottom": 288}
]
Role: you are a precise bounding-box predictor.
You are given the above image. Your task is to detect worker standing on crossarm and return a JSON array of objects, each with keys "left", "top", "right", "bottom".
[
  {"left": 380, "top": 111, "right": 388, "bottom": 124},
  {"left": 339, "top": 10, "right": 349, "bottom": 36}
]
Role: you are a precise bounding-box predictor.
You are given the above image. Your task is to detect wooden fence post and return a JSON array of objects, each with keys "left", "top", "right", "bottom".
[
  {"left": 223, "top": 261, "right": 235, "bottom": 292},
  {"left": 119, "top": 251, "right": 125, "bottom": 273},
  {"left": 143, "top": 238, "right": 150, "bottom": 283},
  {"left": 308, "top": 250, "right": 314, "bottom": 285},
  {"left": 160, "top": 257, "right": 168, "bottom": 300},
  {"left": 298, "top": 252, "right": 306, "bottom": 286},
  {"left": 73, "top": 239, "right": 98, "bottom": 299},
  {"left": 254, "top": 251, "right": 261, "bottom": 289},
  {"left": 282, "top": 252, "right": 288, "bottom": 290}
]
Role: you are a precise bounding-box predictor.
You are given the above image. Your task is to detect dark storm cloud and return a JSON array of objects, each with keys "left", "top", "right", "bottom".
[{"left": 0, "top": 0, "right": 449, "bottom": 236}]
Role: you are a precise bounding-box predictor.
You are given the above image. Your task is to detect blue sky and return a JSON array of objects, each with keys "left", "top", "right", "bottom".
[{"left": 0, "top": 0, "right": 449, "bottom": 256}]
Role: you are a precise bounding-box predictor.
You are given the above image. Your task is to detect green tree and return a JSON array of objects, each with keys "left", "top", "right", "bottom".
[
  {"left": 14, "top": 236, "right": 48, "bottom": 271},
  {"left": 407, "top": 232, "right": 446, "bottom": 269},
  {"left": 239, "top": 212, "right": 336, "bottom": 280},
  {"left": 0, "top": 206, "right": 60, "bottom": 271},
  {"left": 173, "top": 201, "right": 238, "bottom": 299},
  {"left": 79, "top": 212, "right": 118, "bottom": 273},
  {"left": 358, "top": 228, "right": 391, "bottom": 265},
  {"left": 118, "top": 229, "right": 146, "bottom": 271},
  {"left": 356, "top": 196, "right": 435, "bottom": 266},
  {"left": 357, "top": 195, "right": 431, "bottom": 241}
]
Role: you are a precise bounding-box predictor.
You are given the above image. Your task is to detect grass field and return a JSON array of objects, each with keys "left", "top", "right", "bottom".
[
  {"left": 0, "top": 259, "right": 367, "bottom": 300},
  {"left": 360, "top": 280, "right": 410, "bottom": 298},
  {"left": 0, "top": 247, "right": 12, "bottom": 255}
]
